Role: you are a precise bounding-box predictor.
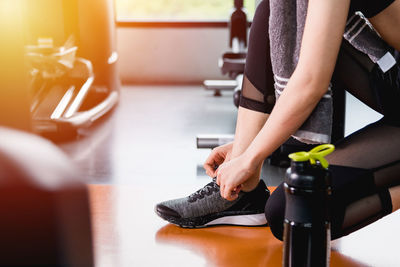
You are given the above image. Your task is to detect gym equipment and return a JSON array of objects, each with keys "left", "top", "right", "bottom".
[
  {"left": 0, "top": 127, "right": 93, "bottom": 266},
  {"left": 283, "top": 145, "right": 334, "bottom": 267},
  {"left": 25, "top": 0, "right": 119, "bottom": 139},
  {"left": 203, "top": 0, "right": 248, "bottom": 98},
  {"left": 196, "top": 134, "right": 235, "bottom": 149},
  {"left": 197, "top": 0, "right": 247, "bottom": 149}
]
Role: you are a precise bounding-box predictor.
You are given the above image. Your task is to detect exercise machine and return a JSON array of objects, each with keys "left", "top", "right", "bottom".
[
  {"left": 25, "top": 0, "right": 119, "bottom": 139},
  {"left": 197, "top": 0, "right": 248, "bottom": 149},
  {"left": 203, "top": 0, "right": 247, "bottom": 100}
]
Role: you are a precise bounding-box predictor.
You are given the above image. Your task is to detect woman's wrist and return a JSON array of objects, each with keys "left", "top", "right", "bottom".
[{"left": 243, "top": 146, "right": 266, "bottom": 171}]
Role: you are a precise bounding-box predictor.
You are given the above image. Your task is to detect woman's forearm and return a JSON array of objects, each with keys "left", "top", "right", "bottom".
[
  {"left": 244, "top": 71, "right": 328, "bottom": 166},
  {"left": 242, "top": 0, "right": 350, "bottom": 168}
]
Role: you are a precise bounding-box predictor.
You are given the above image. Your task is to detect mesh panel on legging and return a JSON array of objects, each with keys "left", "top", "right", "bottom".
[
  {"left": 322, "top": 39, "right": 400, "bottom": 237},
  {"left": 265, "top": 39, "right": 400, "bottom": 241},
  {"left": 239, "top": 0, "right": 275, "bottom": 114},
  {"left": 326, "top": 120, "right": 400, "bottom": 237}
]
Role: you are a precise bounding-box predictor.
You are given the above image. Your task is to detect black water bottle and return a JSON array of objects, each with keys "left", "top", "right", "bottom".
[{"left": 282, "top": 144, "right": 334, "bottom": 267}]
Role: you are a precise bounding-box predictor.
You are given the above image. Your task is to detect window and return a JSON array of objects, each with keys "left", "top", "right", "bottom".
[{"left": 116, "top": 0, "right": 256, "bottom": 21}]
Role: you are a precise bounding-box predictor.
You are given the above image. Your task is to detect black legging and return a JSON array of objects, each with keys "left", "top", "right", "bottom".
[{"left": 241, "top": 0, "right": 400, "bottom": 240}]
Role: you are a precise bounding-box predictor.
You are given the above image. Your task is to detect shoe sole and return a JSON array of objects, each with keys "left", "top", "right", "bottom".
[
  {"left": 156, "top": 208, "right": 268, "bottom": 228},
  {"left": 203, "top": 213, "right": 267, "bottom": 227}
]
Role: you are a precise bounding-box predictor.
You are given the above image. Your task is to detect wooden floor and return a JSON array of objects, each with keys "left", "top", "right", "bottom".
[
  {"left": 59, "top": 86, "right": 400, "bottom": 266},
  {"left": 88, "top": 184, "right": 400, "bottom": 267}
]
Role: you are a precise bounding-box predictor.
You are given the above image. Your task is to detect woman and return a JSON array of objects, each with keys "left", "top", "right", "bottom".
[{"left": 156, "top": 0, "right": 400, "bottom": 240}]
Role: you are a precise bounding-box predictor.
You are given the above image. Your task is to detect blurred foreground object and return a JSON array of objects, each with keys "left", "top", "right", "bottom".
[{"left": 0, "top": 127, "right": 94, "bottom": 266}]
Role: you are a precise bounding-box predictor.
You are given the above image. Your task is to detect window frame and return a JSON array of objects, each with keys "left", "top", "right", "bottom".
[
  {"left": 116, "top": 20, "right": 253, "bottom": 28},
  {"left": 114, "top": 0, "right": 256, "bottom": 28}
]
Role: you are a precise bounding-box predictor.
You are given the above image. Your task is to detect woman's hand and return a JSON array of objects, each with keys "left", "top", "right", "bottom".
[
  {"left": 203, "top": 142, "right": 233, "bottom": 177},
  {"left": 216, "top": 152, "right": 259, "bottom": 201}
]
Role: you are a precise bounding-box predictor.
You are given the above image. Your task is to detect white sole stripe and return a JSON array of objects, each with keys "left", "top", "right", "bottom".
[{"left": 204, "top": 214, "right": 267, "bottom": 226}]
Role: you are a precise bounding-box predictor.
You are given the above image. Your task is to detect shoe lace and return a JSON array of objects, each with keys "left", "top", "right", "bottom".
[{"left": 188, "top": 179, "right": 219, "bottom": 202}]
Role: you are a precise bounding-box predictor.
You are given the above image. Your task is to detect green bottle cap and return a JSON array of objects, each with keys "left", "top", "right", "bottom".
[{"left": 288, "top": 144, "right": 335, "bottom": 169}]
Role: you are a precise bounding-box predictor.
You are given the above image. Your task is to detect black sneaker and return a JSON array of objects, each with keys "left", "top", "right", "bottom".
[{"left": 155, "top": 179, "right": 270, "bottom": 228}]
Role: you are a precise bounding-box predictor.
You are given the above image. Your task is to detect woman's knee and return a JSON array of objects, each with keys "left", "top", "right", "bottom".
[{"left": 265, "top": 183, "right": 286, "bottom": 241}]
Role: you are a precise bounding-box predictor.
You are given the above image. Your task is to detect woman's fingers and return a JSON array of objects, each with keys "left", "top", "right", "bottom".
[
  {"left": 229, "top": 185, "right": 242, "bottom": 201},
  {"left": 203, "top": 149, "right": 225, "bottom": 177},
  {"left": 204, "top": 164, "right": 215, "bottom": 177},
  {"left": 217, "top": 168, "right": 240, "bottom": 201},
  {"left": 215, "top": 167, "right": 221, "bottom": 185},
  {"left": 203, "top": 142, "right": 234, "bottom": 177},
  {"left": 229, "top": 192, "right": 239, "bottom": 201},
  {"left": 234, "top": 184, "right": 242, "bottom": 194},
  {"left": 203, "top": 159, "right": 217, "bottom": 177},
  {"left": 222, "top": 183, "right": 238, "bottom": 201}
]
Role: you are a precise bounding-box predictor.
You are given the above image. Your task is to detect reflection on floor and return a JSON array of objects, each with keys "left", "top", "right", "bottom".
[
  {"left": 89, "top": 184, "right": 400, "bottom": 267},
  {"left": 59, "top": 86, "right": 399, "bottom": 266}
]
